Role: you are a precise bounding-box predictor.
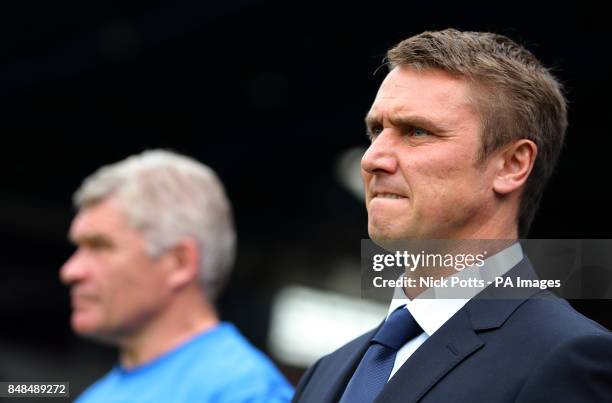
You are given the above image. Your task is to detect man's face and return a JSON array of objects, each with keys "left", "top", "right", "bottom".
[
  {"left": 60, "top": 198, "right": 171, "bottom": 342},
  {"left": 362, "top": 66, "right": 498, "bottom": 240}
]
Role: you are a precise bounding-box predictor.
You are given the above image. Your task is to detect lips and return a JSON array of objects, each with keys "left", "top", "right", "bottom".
[
  {"left": 373, "top": 192, "right": 406, "bottom": 199},
  {"left": 71, "top": 291, "right": 97, "bottom": 308},
  {"left": 371, "top": 189, "right": 408, "bottom": 200}
]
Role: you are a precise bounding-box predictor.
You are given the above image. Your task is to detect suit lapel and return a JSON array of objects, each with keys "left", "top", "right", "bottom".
[{"left": 375, "top": 307, "right": 483, "bottom": 403}]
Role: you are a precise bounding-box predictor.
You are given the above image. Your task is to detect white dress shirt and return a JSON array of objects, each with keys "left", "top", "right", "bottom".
[{"left": 385, "top": 242, "right": 524, "bottom": 380}]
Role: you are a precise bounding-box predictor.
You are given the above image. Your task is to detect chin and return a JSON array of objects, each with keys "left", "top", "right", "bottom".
[
  {"left": 369, "top": 224, "right": 399, "bottom": 242},
  {"left": 71, "top": 312, "right": 102, "bottom": 336},
  {"left": 369, "top": 222, "right": 422, "bottom": 242},
  {"left": 72, "top": 322, "right": 96, "bottom": 337}
]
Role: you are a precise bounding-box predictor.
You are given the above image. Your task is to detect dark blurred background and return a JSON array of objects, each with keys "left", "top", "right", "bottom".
[{"left": 1, "top": 0, "right": 610, "bottom": 399}]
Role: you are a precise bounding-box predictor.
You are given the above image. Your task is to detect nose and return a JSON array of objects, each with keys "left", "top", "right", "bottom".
[
  {"left": 60, "top": 249, "right": 88, "bottom": 286},
  {"left": 361, "top": 131, "right": 398, "bottom": 175}
]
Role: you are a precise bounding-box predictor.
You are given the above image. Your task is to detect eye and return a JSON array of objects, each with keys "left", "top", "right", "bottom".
[
  {"left": 367, "top": 125, "right": 383, "bottom": 140},
  {"left": 407, "top": 126, "right": 430, "bottom": 137},
  {"left": 85, "top": 237, "right": 114, "bottom": 252}
]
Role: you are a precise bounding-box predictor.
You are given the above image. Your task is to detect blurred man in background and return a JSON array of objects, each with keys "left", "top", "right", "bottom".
[
  {"left": 61, "top": 150, "right": 293, "bottom": 402},
  {"left": 293, "top": 29, "right": 612, "bottom": 402}
]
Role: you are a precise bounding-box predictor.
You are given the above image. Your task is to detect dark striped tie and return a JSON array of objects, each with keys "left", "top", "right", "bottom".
[{"left": 339, "top": 306, "right": 423, "bottom": 403}]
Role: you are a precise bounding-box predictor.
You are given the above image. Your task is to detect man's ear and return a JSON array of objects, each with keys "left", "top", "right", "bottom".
[
  {"left": 492, "top": 139, "right": 537, "bottom": 195},
  {"left": 163, "top": 238, "right": 200, "bottom": 290}
]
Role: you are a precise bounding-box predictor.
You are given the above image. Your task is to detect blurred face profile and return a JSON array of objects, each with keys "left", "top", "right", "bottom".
[
  {"left": 361, "top": 66, "right": 498, "bottom": 240},
  {"left": 60, "top": 197, "right": 171, "bottom": 342}
]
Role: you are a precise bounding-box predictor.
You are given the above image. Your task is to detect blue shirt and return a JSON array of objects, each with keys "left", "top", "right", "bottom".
[{"left": 76, "top": 323, "right": 294, "bottom": 403}]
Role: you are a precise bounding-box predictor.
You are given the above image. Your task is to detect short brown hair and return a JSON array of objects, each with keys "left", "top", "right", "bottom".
[{"left": 386, "top": 28, "right": 567, "bottom": 237}]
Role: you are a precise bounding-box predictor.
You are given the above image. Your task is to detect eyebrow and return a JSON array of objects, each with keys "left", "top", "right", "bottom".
[
  {"left": 364, "top": 113, "right": 451, "bottom": 135},
  {"left": 69, "top": 233, "right": 114, "bottom": 247}
]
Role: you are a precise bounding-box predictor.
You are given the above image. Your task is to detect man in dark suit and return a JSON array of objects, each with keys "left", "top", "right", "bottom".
[{"left": 292, "top": 29, "right": 612, "bottom": 403}]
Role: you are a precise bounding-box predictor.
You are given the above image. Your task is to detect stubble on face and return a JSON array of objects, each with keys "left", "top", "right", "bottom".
[{"left": 362, "top": 66, "right": 496, "bottom": 241}]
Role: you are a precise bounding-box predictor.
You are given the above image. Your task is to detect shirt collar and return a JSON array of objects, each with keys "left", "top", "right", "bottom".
[
  {"left": 386, "top": 242, "right": 524, "bottom": 336},
  {"left": 387, "top": 297, "right": 468, "bottom": 336}
]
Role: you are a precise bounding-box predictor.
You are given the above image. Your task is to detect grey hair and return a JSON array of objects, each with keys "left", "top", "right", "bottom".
[{"left": 74, "top": 149, "right": 236, "bottom": 300}]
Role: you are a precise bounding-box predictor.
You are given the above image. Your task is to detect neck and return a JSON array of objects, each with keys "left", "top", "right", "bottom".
[
  {"left": 402, "top": 223, "right": 518, "bottom": 300},
  {"left": 118, "top": 290, "right": 219, "bottom": 369}
]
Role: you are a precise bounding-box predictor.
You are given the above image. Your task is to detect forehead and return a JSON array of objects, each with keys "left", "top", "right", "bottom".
[
  {"left": 369, "top": 66, "right": 477, "bottom": 123},
  {"left": 69, "top": 198, "right": 133, "bottom": 240}
]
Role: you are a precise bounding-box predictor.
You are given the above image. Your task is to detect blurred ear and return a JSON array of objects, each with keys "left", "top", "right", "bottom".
[
  {"left": 492, "top": 139, "right": 537, "bottom": 195},
  {"left": 163, "top": 238, "right": 200, "bottom": 290}
]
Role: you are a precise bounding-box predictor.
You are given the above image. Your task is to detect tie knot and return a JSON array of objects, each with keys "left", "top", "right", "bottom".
[{"left": 371, "top": 306, "right": 422, "bottom": 350}]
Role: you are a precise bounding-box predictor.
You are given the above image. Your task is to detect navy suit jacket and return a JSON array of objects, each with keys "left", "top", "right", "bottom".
[{"left": 293, "top": 259, "right": 612, "bottom": 402}]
